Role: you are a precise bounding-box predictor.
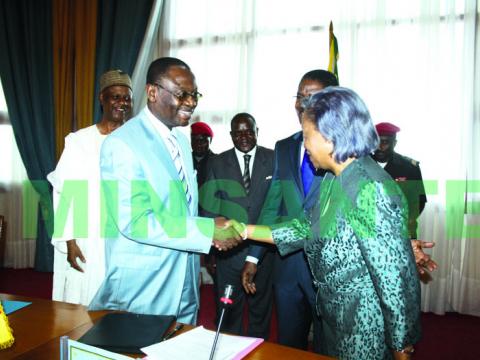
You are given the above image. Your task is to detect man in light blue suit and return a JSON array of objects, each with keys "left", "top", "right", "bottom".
[{"left": 89, "top": 57, "right": 241, "bottom": 324}]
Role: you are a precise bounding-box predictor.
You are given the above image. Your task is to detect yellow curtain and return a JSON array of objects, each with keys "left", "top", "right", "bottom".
[
  {"left": 52, "top": 0, "right": 97, "bottom": 161},
  {"left": 53, "top": 0, "right": 74, "bottom": 161},
  {"left": 74, "top": 0, "right": 97, "bottom": 131}
]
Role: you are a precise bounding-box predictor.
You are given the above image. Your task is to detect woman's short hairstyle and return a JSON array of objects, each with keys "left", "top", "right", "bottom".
[{"left": 303, "top": 87, "right": 379, "bottom": 163}]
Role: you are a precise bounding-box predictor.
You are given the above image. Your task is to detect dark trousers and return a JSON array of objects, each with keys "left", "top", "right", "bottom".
[
  {"left": 273, "top": 251, "right": 322, "bottom": 352},
  {"left": 215, "top": 247, "right": 274, "bottom": 340}
]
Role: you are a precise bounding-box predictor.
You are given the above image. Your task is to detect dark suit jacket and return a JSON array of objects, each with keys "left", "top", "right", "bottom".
[
  {"left": 201, "top": 146, "right": 274, "bottom": 259},
  {"left": 201, "top": 146, "right": 274, "bottom": 338},
  {"left": 249, "top": 131, "right": 324, "bottom": 263},
  {"left": 245, "top": 132, "right": 325, "bottom": 350}
]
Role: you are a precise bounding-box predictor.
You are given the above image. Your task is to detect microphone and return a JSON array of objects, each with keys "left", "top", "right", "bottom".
[
  {"left": 220, "top": 284, "right": 234, "bottom": 307},
  {"left": 209, "top": 284, "right": 234, "bottom": 360}
]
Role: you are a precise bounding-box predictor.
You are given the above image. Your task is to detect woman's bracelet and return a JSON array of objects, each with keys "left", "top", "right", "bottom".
[{"left": 239, "top": 222, "right": 248, "bottom": 240}]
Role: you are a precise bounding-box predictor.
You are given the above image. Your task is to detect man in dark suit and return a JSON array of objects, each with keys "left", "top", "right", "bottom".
[
  {"left": 202, "top": 113, "right": 274, "bottom": 339},
  {"left": 372, "top": 122, "right": 427, "bottom": 239},
  {"left": 241, "top": 70, "right": 339, "bottom": 351}
]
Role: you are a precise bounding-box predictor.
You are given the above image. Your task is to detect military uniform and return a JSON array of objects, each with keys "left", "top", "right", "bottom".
[{"left": 383, "top": 152, "right": 427, "bottom": 239}]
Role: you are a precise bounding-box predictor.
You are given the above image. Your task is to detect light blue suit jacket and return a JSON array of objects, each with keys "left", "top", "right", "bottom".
[{"left": 89, "top": 107, "right": 214, "bottom": 324}]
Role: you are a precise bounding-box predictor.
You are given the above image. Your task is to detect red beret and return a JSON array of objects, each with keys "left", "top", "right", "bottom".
[
  {"left": 191, "top": 122, "right": 214, "bottom": 138},
  {"left": 375, "top": 122, "right": 400, "bottom": 136}
]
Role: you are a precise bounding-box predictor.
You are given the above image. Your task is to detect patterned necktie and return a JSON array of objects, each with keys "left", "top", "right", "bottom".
[
  {"left": 301, "top": 151, "right": 315, "bottom": 197},
  {"left": 243, "top": 154, "right": 251, "bottom": 194},
  {"left": 168, "top": 133, "right": 193, "bottom": 208}
]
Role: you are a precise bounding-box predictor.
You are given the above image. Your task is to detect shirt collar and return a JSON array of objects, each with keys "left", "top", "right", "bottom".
[
  {"left": 234, "top": 146, "right": 257, "bottom": 160},
  {"left": 145, "top": 106, "right": 173, "bottom": 140}
]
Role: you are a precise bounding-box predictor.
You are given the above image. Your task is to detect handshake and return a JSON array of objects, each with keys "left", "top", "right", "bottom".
[{"left": 212, "top": 217, "right": 246, "bottom": 251}]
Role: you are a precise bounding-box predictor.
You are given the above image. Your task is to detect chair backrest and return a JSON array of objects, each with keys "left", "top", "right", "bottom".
[{"left": 0, "top": 215, "right": 6, "bottom": 267}]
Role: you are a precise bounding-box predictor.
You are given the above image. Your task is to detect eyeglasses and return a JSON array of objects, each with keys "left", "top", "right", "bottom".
[{"left": 154, "top": 82, "right": 203, "bottom": 102}]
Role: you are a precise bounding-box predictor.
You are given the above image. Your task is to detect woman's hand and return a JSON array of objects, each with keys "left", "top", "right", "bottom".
[
  {"left": 212, "top": 217, "right": 243, "bottom": 251},
  {"left": 222, "top": 220, "right": 276, "bottom": 245},
  {"left": 224, "top": 219, "right": 247, "bottom": 239}
]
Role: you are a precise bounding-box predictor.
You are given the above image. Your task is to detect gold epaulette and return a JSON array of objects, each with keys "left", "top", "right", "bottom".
[{"left": 403, "top": 155, "right": 419, "bottom": 167}]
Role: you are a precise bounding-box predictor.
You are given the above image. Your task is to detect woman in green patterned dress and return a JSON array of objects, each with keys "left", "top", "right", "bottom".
[{"left": 233, "top": 87, "right": 421, "bottom": 360}]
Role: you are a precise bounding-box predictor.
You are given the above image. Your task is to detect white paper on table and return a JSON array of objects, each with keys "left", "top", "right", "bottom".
[{"left": 141, "top": 326, "right": 264, "bottom": 360}]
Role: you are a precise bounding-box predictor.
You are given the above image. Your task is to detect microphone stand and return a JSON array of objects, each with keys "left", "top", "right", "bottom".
[{"left": 209, "top": 284, "right": 234, "bottom": 360}]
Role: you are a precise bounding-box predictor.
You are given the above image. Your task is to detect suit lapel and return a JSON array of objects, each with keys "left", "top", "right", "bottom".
[
  {"left": 251, "top": 147, "right": 267, "bottom": 196},
  {"left": 226, "top": 149, "right": 244, "bottom": 184},
  {"left": 138, "top": 115, "right": 193, "bottom": 214},
  {"left": 306, "top": 172, "right": 322, "bottom": 202},
  {"left": 139, "top": 114, "right": 179, "bottom": 182},
  {"left": 290, "top": 131, "right": 324, "bottom": 203},
  {"left": 291, "top": 133, "right": 304, "bottom": 196}
]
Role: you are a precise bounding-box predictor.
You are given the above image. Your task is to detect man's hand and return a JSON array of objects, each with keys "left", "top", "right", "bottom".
[
  {"left": 66, "top": 239, "right": 85, "bottom": 273},
  {"left": 214, "top": 217, "right": 228, "bottom": 228},
  {"left": 411, "top": 240, "right": 437, "bottom": 275},
  {"left": 204, "top": 254, "right": 217, "bottom": 276},
  {"left": 241, "top": 261, "right": 257, "bottom": 294},
  {"left": 212, "top": 217, "right": 242, "bottom": 251}
]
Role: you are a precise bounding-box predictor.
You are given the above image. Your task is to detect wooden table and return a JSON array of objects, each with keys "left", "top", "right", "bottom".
[
  {"left": 1, "top": 293, "right": 108, "bottom": 359},
  {"left": 1, "top": 293, "right": 333, "bottom": 359}
]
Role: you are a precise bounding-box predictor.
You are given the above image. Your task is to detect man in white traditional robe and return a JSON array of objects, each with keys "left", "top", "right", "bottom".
[{"left": 48, "top": 70, "right": 133, "bottom": 306}]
